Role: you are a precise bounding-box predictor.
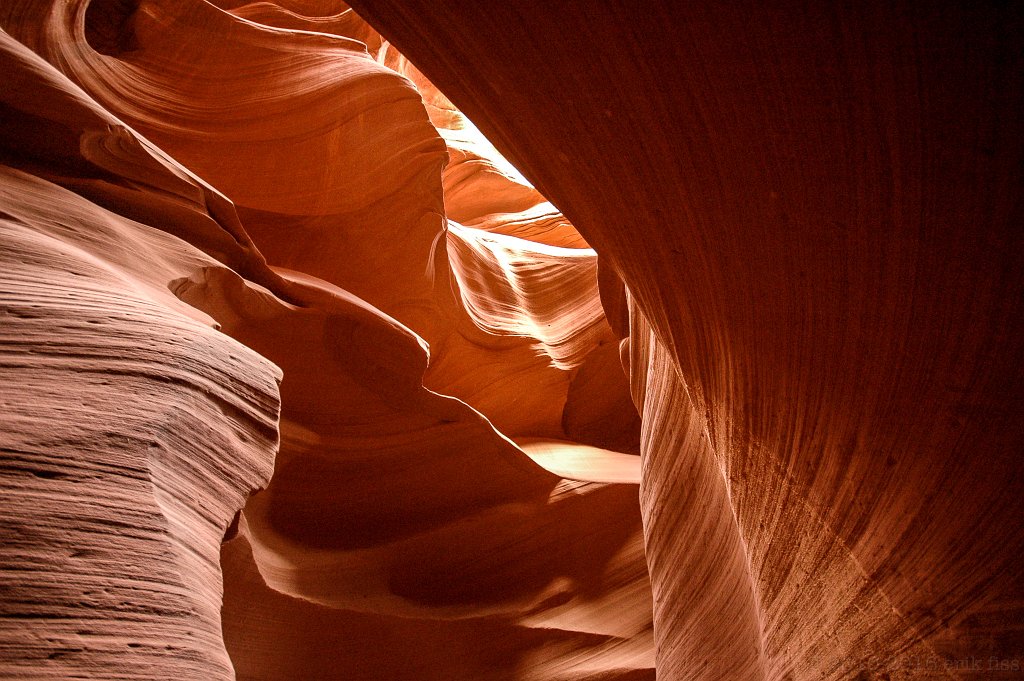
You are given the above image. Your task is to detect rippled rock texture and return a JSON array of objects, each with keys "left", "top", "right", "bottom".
[{"left": 1, "top": 1, "right": 1022, "bottom": 680}]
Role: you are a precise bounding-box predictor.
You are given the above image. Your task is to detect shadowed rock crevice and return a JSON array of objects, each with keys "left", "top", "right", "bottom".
[{"left": 84, "top": 0, "right": 139, "bottom": 56}]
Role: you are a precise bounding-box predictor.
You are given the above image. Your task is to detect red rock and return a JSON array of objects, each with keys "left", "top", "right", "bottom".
[
  {"left": 344, "top": 1, "right": 1024, "bottom": 678},
  {"left": 3, "top": 0, "right": 1021, "bottom": 679},
  {"left": 2, "top": 2, "right": 649, "bottom": 679}
]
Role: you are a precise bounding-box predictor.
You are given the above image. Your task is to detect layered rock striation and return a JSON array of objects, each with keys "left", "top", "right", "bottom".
[
  {"left": 2, "top": 2, "right": 650, "bottom": 679},
  {"left": 2, "top": 1, "right": 1022, "bottom": 680}
]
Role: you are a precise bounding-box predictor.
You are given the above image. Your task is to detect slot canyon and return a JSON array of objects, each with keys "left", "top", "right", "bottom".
[{"left": 0, "top": 1, "right": 1022, "bottom": 679}]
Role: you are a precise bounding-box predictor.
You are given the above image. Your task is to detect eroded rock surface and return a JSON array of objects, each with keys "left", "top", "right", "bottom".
[
  {"left": 1, "top": 2, "right": 650, "bottom": 679},
  {"left": 2, "top": 1, "right": 1022, "bottom": 680},
  {"left": 344, "top": 1, "right": 1024, "bottom": 679}
]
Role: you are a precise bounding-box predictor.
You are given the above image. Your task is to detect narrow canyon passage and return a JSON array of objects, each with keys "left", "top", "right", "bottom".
[{"left": 1, "top": 2, "right": 1022, "bottom": 681}]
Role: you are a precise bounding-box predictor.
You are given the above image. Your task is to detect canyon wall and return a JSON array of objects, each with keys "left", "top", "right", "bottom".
[
  {"left": 2, "top": 1, "right": 1022, "bottom": 680},
  {"left": 345, "top": 2, "right": 1024, "bottom": 679},
  {"left": 2, "top": 1, "right": 651, "bottom": 678}
]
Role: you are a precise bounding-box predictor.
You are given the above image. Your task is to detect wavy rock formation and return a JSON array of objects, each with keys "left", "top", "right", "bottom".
[
  {"left": 0, "top": 32, "right": 282, "bottom": 677},
  {"left": 344, "top": 2, "right": 1024, "bottom": 679},
  {"left": 2, "top": 1, "right": 1022, "bottom": 680},
  {"left": 1, "top": 1, "right": 651, "bottom": 679}
]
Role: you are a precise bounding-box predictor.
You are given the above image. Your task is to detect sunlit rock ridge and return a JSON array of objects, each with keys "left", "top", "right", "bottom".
[{"left": 1, "top": 2, "right": 1021, "bottom": 680}]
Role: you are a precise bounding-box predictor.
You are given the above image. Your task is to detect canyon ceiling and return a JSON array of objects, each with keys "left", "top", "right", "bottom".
[{"left": 1, "top": 1, "right": 1022, "bottom": 680}]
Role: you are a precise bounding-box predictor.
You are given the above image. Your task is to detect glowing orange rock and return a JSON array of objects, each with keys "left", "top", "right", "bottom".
[
  {"left": 345, "top": 1, "right": 1024, "bottom": 678},
  {"left": 1, "top": 2, "right": 650, "bottom": 680}
]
